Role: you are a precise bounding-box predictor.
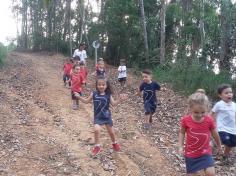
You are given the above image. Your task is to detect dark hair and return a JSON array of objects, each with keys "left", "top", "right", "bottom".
[
  {"left": 73, "top": 64, "right": 80, "bottom": 69},
  {"left": 79, "top": 61, "right": 85, "bottom": 66},
  {"left": 96, "top": 76, "right": 113, "bottom": 95},
  {"left": 217, "top": 84, "right": 232, "bottom": 94},
  {"left": 74, "top": 56, "right": 80, "bottom": 61},
  {"left": 142, "top": 69, "right": 152, "bottom": 75},
  {"left": 69, "top": 59, "right": 74, "bottom": 63}
]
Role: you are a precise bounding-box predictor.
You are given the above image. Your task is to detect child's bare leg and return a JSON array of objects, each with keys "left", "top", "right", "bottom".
[
  {"left": 94, "top": 124, "right": 102, "bottom": 145},
  {"left": 105, "top": 125, "right": 116, "bottom": 143},
  {"left": 144, "top": 114, "right": 150, "bottom": 124},
  {"left": 187, "top": 171, "right": 202, "bottom": 176},
  {"left": 224, "top": 146, "right": 232, "bottom": 156},
  {"left": 149, "top": 113, "right": 153, "bottom": 123},
  {"left": 204, "top": 166, "right": 215, "bottom": 176}
]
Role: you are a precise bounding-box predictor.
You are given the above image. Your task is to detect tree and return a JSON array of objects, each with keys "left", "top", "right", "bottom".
[
  {"left": 160, "top": 0, "right": 166, "bottom": 65},
  {"left": 139, "top": 0, "right": 149, "bottom": 63}
]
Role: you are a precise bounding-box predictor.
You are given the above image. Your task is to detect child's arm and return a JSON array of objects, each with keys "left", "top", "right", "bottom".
[
  {"left": 178, "top": 127, "right": 186, "bottom": 156},
  {"left": 211, "top": 128, "right": 223, "bottom": 154},
  {"left": 210, "top": 111, "right": 217, "bottom": 121},
  {"left": 91, "top": 70, "right": 96, "bottom": 76},
  {"left": 74, "top": 92, "right": 93, "bottom": 103},
  {"left": 110, "top": 94, "right": 128, "bottom": 106}
]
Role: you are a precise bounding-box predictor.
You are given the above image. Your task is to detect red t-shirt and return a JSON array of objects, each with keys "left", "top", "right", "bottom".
[
  {"left": 70, "top": 72, "right": 83, "bottom": 92},
  {"left": 63, "top": 63, "right": 73, "bottom": 75},
  {"left": 181, "top": 115, "right": 215, "bottom": 158},
  {"left": 80, "top": 68, "right": 88, "bottom": 82}
]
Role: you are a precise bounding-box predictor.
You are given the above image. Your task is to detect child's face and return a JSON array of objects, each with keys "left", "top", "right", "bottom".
[
  {"left": 219, "top": 87, "right": 233, "bottom": 103},
  {"left": 97, "top": 79, "right": 107, "bottom": 93},
  {"left": 142, "top": 73, "right": 152, "bottom": 83},
  {"left": 98, "top": 63, "right": 105, "bottom": 69},
  {"left": 191, "top": 104, "right": 207, "bottom": 120},
  {"left": 74, "top": 66, "right": 80, "bottom": 73}
]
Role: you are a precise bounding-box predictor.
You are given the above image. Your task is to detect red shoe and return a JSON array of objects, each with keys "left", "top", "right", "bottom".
[
  {"left": 112, "top": 143, "right": 121, "bottom": 152},
  {"left": 92, "top": 146, "right": 101, "bottom": 156}
]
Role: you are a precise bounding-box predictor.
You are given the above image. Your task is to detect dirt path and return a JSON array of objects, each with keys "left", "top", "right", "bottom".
[{"left": 0, "top": 52, "right": 179, "bottom": 176}]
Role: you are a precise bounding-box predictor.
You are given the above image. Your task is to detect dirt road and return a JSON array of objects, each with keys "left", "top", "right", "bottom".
[{"left": 0, "top": 52, "right": 179, "bottom": 176}]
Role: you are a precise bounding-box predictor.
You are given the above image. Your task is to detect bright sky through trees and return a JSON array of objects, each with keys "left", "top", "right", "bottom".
[{"left": 0, "top": 0, "right": 235, "bottom": 45}]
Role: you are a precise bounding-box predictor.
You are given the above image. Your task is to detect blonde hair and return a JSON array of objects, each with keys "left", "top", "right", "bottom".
[
  {"left": 188, "top": 92, "right": 210, "bottom": 110},
  {"left": 195, "top": 89, "right": 206, "bottom": 94}
]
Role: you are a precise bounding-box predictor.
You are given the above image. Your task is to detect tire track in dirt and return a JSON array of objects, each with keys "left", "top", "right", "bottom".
[{"left": 0, "top": 52, "right": 179, "bottom": 176}]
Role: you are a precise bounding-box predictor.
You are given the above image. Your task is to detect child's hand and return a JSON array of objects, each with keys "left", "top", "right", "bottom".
[
  {"left": 217, "top": 146, "right": 223, "bottom": 155},
  {"left": 74, "top": 92, "right": 81, "bottom": 98},
  {"left": 178, "top": 146, "right": 184, "bottom": 156}
]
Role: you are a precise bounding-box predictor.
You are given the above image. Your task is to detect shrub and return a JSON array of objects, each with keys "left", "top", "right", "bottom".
[
  {"left": 154, "top": 62, "right": 236, "bottom": 100},
  {"left": 0, "top": 43, "right": 7, "bottom": 65}
]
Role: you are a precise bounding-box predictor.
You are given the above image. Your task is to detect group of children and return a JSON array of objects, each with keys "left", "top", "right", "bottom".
[
  {"left": 179, "top": 84, "right": 236, "bottom": 175},
  {"left": 62, "top": 57, "right": 128, "bottom": 155},
  {"left": 63, "top": 56, "right": 235, "bottom": 175}
]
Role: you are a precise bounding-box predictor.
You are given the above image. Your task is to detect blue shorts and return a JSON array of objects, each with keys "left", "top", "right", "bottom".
[
  {"left": 219, "top": 131, "right": 236, "bottom": 147},
  {"left": 144, "top": 101, "right": 156, "bottom": 115},
  {"left": 185, "top": 154, "right": 214, "bottom": 174}
]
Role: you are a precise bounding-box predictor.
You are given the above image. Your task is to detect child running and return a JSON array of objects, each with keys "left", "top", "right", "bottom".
[
  {"left": 179, "top": 92, "right": 222, "bottom": 175},
  {"left": 211, "top": 84, "right": 236, "bottom": 164},
  {"left": 79, "top": 61, "right": 88, "bottom": 86},
  {"left": 69, "top": 64, "right": 85, "bottom": 110},
  {"left": 63, "top": 58, "right": 73, "bottom": 88},
  {"left": 75, "top": 76, "right": 127, "bottom": 156},
  {"left": 92, "top": 60, "right": 106, "bottom": 78},
  {"left": 137, "top": 70, "right": 160, "bottom": 128},
  {"left": 117, "top": 59, "right": 127, "bottom": 88}
]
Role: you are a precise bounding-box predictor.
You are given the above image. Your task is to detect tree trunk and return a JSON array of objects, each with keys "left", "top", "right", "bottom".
[
  {"left": 139, "top": 0, "right": 149, "bottom": 63},
  {"left": 21, "top": 0, "right": 28, "bottom": 49},
  {"left": 219, "top": 1, "right": 231, "bottom": 72},
  {"left": 160, "top": 0, "right": 166, "bottom": 65},
  {"left": 63, "top": 0, "right": 71, "bottom": 41},
  {"left": 79, "top": 0, "right": 85, "bottom": 43}
]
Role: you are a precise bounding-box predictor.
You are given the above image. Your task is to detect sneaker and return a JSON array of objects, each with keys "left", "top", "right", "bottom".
[
  {"left": 143, "top": 123, "right": 151, "bottom": 130},
  {"left": 92, "top": 146, "right": 102, "bottom": 156},
  {"left": 112, "top": 143, "right": 121, "bottom": 152},
  {"left": 72, "top": 104, "right": 78, "bottom": 110}
]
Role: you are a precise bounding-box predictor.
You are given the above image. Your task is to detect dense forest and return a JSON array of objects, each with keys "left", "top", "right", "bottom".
[{"left": 10, "top": 0, "right": 236, "bottom": 96}]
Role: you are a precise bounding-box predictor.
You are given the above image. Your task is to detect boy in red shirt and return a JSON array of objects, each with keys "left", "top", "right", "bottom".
[
  {"left": 69, "top": 64, "right": 85, "bottom": 110},
  {"left": 63, "top": 58, "right": 73, "bottom": 87},
  {"left": 79, "top": 61, "right": 88, "bottom": 86}
]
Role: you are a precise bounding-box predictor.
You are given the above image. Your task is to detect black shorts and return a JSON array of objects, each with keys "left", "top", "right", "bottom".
[
  {"left": 218, "top": 131, "right": 236, "bottom": 147},
  {"left": 71, "top": 91, "right": 82, "bottom": 100},
  {"left": 118, "top": 77, "right": 126, "bottom": 82}
]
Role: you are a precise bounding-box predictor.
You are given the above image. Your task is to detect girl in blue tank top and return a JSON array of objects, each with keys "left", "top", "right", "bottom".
[{"left": 75, "top": 76, "right": 127, "bottom": 156}]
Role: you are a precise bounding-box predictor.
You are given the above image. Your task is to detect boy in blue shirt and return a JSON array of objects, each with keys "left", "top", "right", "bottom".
[{"left": 137, "top": 70, "right": 161, "bottom": 128}]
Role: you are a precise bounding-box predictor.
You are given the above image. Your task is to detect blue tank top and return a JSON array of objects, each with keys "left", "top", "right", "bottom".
[
  {"left": 92, "top": 91, "right": 111, "bottom": 119},
  {"left": 96, "top": 69, "right": 106, "bottom": 77}
]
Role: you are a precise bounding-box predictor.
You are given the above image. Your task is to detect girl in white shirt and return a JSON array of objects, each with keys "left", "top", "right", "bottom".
[{"left": 117, "top": 59, "right": 127, "bottom": 88}]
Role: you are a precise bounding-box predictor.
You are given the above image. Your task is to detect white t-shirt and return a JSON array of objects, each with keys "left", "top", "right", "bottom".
[
  {"left": 73, "top": 49, "right": 87, "bottom": 62},
  {"left": 118, "top": 66, "right": 127, "bottom": 78},
  {"left": 212, "top": 100, "right": 236, "bottom": 134}
]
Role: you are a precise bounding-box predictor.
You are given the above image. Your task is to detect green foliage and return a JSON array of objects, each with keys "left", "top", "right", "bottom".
[
  {"left": 154, "top": 62, "right": 236, "bottom": 99},
  {"left": 0, "top": 43, "right": 7, "bottom": 65}
]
